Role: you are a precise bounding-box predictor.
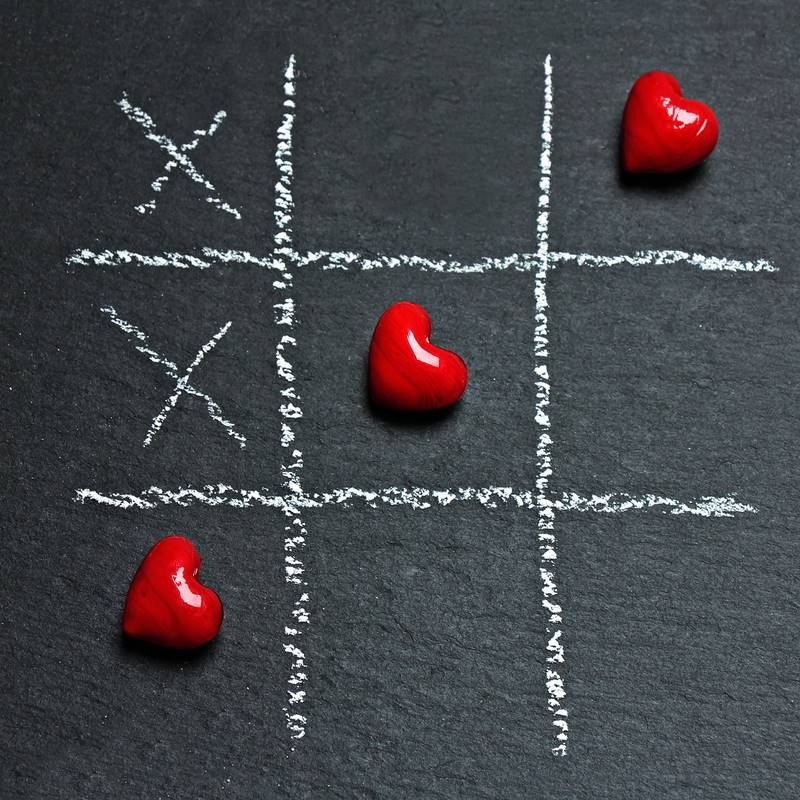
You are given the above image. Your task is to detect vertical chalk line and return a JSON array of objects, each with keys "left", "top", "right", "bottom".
[
  {"left": 272, "top": 55, "right": 310, "bottom": 743},
  {"left": 533, "top": 54, "right": 568, "bottom": 757}
]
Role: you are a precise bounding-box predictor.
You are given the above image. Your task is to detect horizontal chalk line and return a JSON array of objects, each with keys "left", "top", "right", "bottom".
[
  {"left": 65, "top": 248, "right": 777, "bottom": 274},
  {"left": 552, "top": 492, "right": 757, "bottom": 517},
  {"left": 74, "top": 485, "right": 757, "bottom": 516},
  {"left": 297, "top": 250, "right": 540, "bottom": 273},
  {"left": 551, "top": 250, "right": 777, "bottom": 274},
  {"left": 67, "top": 249, "right": 214, "bottom": 269}
]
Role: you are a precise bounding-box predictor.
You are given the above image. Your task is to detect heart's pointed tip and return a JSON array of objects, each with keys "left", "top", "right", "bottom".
[
  {"left": 120, "top": 606, "right": 143, "bottom": 640},
  {"left": 120, "top": 607, "right": 223, "bottom": 650},
  {"left": 620, "top": 140, "right": 644, "bottom": 174},
  {"left": 120, "top": 627, "right": 221, "bottom": 653}
]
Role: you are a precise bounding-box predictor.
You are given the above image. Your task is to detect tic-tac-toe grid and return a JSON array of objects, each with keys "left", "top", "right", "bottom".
[{"left": 68, "top": 55, "right": 777, "bottom": 757}]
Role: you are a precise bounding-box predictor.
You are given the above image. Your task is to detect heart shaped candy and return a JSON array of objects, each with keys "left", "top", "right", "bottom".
[
  {"left": 122, "top": 535, "right": 223, "bottom": 649},
  {"left": 621, "top": 71, "right": 719, "bottom": 174},
  {"left": 368, "top": 301, "right": 468, "bottom": 411}
]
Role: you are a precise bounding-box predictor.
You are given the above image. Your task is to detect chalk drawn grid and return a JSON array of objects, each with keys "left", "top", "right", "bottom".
[{"left": 67, "top": 55, "right": 777, "bottom": 757}]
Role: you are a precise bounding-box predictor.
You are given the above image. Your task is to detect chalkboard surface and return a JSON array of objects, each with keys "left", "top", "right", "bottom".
[{"left": 2, "top": 2, "right": 799, "bottom": 797}]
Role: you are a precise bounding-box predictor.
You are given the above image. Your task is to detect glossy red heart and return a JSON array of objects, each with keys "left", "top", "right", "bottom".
[
  {"left": 122, "top": 535, "right": 223, "bottom": 649},
  {"left": 621, "top": 71, "right": 719, "bottom": 174},
  {"left": 368, "top": 301, "right": 468, "bottom": 411}
]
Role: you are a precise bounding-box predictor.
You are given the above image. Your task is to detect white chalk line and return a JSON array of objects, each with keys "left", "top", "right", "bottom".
[
  {"left": 550, "top": 250, "right": 777, "bottom": 274},
  {"left": 67, "top": 249, "right": 215, "bottom": 269},
  {"left": 301, "top": 248, "right": 776, "bottom": 274},
  {"left": 116, "top": 94, "right": 241, "bottom": 219},
  {"left": 297, "top": 250, "right": 541, "bottom": 273},
  {"left": 66, "top": 247, "right": 776, "bottom": 274},
  {"left": 201, "top": 248, "right": 285, "bottom": 271},
  {"left": 74, "top": 485, "right": 756, "bottom": 516},
  {"left": 533, "top": 53, "right": 569, "bottom": 758},
  {"left": 312, "top": 485, "right": 533, "bottom": 510},
  {"left": 75, "top": 486, "right": 282, "bottom": 510},
  {"left": 144, "top": 110, "right": 227, "bottom": 210},
  {"left": 143, "top": 320, "right": 232, "bottom": 448},
  {"left": 272, "top": 54, "right": 310, "bottom": 743},
  {"left": 74, "top": 485, "right": 535, "bottom": 511},
  {"left": 100, "top": 306, "right": 246, "bottom": 448},
  {"left": 552, "top": 492, "right": 757, "bottom": 517}
]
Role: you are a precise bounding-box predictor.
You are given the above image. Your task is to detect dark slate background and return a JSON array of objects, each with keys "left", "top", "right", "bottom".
[{"left": 2, "top": 1, "right": 799, "bottom": 797}]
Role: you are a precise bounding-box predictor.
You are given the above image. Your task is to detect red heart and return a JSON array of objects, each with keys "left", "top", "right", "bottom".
[
  {"left": 122, "top": 535, "right": 223, "bottom": 649},
  {"left": 368, "top": 301, "right": 468, "bottom": 411},
  {"left": 621, "top": 71, "right": 719, "bottom": 174}
]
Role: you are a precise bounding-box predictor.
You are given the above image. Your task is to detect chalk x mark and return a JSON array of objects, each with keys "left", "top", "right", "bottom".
[
  {"left": 116, "top": 94, "right": 241, "bottom": 219},
  {"left": 100, "top": 306, "right": 245, "bottom": 448}
]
